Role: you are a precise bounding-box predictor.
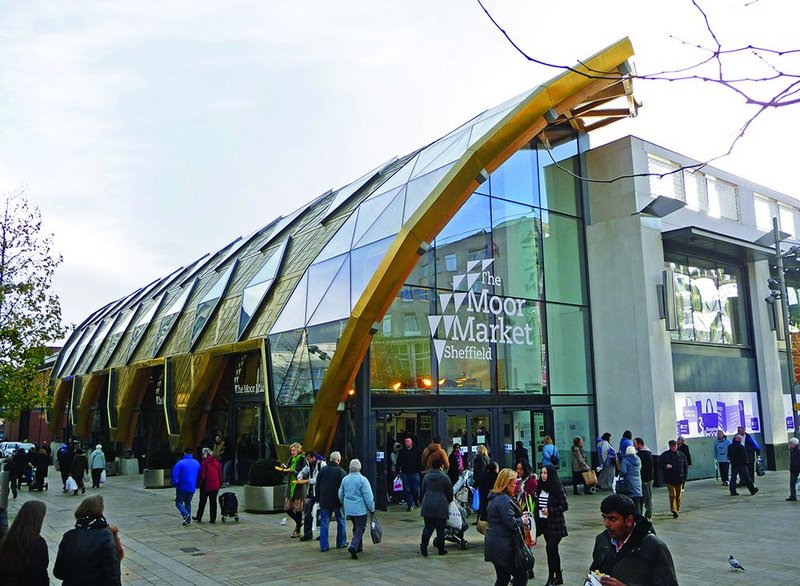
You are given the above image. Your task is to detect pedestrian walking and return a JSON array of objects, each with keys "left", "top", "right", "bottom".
[
  {"left": 589, "top": 494, "right": 678, "bottom": 585},
  {"left": 787, "top": 437, "right": 800, "bottom": 501},
  {"left": 473, "top": 444, "right": 490, "bottom": 487},
  {"left": 70, "top": 448, "right": 89, "bottom": 495},
  {"left": 90, "top": 444, "right": 106, "bottom": 488},
  {"left": 316, "top": 451, "right": 348, "bottom": 552},
  {"left": 736, "top": 425, "right": 761, "bottom": 481},
  {"left": 596, "top": 433, "right": 616, "bottom": 491},
  {"left": 633, "top": 437, "right": 654, "bottom": 520},
  {"left": 295, "top": 450, "right": 326, "bottom": 541},
  {"left": 422, "top": 436, "right": 449, "bottom": 472},
  {"left": 533, "top": 465, "right": 568, "bottom": 586},
  {"left": 713, "top": 430, "right": 732, "bottom": 486},
  {"left": 447, "top": 443, "right": 464, "bottom": 486},
  {"left": 0, "top": 500, "right": 49, "bottom": 585},
  {"left": 4, "top": 449, "right": 19, "bottom": 499},
  {"left": 278, "top": 442, "right": 306, "bottom": 538},
  {"left": 338, "top": 458, "right": 375, "bottom": 560},
  {"left": 513, "top": 441, "right": 530, "bottom": 467},
  {"left": 484, "top": 467, "right": 534, "bottom": 586},
  {"left": 54, "top": 495, "right": 122, "bottom": 585},
  {"left": 618, "top": 446, "right": 643, "bottom": 514},
  {"left": 194, "top": 447, "right": 223, "bottom": 523},
  {"left": 659, "top": 440, "right": 687, "bottom": 517},
  {"left": 728, "top": 434, "right": 759, "bottom": 496},
  {"left": 419, "top": 456, "right": 453, "bottom": 557},
  {"left": 396, "top": 436, "right": 423, "bottom": 511},
  {"left": 477, "top": 461, "right": 499, "bottom": 526},
  {"left": 676, "top": 436, "right": 692, "bottom": 489},
  {"left": 541, "top": 436, "right": 560, "bottom": 469},
  {"left": 58, "top": 442, "right": 75, "bottom": 492},
  {"left": 617, "top": 430, "right": 633, "bottom": 466},
  {"left": 570, "top": 436, "right": 591, "bottom": 495},
  {"left": 515, "top": 459, "right": 537, "bottom": 512},
  {"left": 172, "top": 447, "right": 201, "bottom": 526}
]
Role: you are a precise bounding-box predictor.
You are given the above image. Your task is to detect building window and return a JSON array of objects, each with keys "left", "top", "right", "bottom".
[
  {"left": 648, "top": 155, "right": 684, "bottom": 201},
  {"left": 754, "top": 193, "right": 800, "bottom": 236},
  {"left": 444, "top": 253, "right": 457, "bottom": 272},
  {"left": 666, "top": 255, "right": 747, "bottom": 346}
]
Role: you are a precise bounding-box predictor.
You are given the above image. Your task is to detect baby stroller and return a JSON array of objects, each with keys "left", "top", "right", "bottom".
[
  {"left": 453, "top": 469, "right": 474, "bottom": 514},
  {"left": 444, "top": 501, "right": 469, "bottom": 550},
  {"left": 219, "top": 491, "right": 240, "bottom": 522}
]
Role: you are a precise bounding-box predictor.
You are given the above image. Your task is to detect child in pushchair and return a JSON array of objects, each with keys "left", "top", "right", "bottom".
[{"left": 453, "top": 469, "right": 474, "bottom": 513}]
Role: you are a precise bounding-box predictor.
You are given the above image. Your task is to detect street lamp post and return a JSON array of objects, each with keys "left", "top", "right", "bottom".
[{"left": 770, "top": 216, "right": 800, "bottom": 435}]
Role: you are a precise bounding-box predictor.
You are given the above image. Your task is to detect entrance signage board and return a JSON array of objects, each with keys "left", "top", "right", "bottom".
[{"left": 429, "top": 258, "right": 535, "bottom": 364}]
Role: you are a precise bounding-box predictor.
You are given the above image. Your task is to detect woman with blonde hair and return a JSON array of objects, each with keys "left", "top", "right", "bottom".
[
  {"left": 483, "top": 468, "right": 533, "bottom": 586},
  {"left": 473, "top": 444, "right": 490, "bottom": 486},
  {"left": 278, "top": 442, "right": 306, "bottom": 538}
]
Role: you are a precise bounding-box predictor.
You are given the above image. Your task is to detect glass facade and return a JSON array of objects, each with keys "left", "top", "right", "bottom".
[{"left": 666, "top": 254, "right": 748, "bottom": 345}]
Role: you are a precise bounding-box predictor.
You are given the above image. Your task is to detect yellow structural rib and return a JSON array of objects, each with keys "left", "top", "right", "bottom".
[{"left": 303, "top": 38, "right": 636, "bottom": 453}]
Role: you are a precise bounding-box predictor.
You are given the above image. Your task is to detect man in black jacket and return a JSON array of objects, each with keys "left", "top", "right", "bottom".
[
  {"left": 728, "top": 434, "right": 758, "bottom": 496},
  {"left": 736, "top": 425, "right": 761, "bottom": 480},
  {"left": 633, "top": 438, "right": 654, "bottom": 519},
  {"left": 590, "top": 494, "right": 678, "bottom": 586},
  {"left": 658, "top": 440, "right": 686, "bottom": 518},
  {"left": 316, "top": 451, "right": 347, "bottom": 552},
  {"left": 396, "top": 436, "right": 423, "bottom": 511}
]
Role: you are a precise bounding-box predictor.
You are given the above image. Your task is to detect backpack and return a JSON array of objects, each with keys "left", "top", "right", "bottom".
[{"left": 551, "top": 448, "right": 560, "bottom": 467}]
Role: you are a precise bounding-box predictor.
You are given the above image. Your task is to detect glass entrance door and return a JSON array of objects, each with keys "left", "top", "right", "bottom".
[
  {"left": 442, "top": 410, "right": 492, "bottom": 470},
  {"left": 375, "top": 410, "right": 436, "bottom": 510},
  {"left": 501, "top": 409, "right": 546, "bottom": 471}
]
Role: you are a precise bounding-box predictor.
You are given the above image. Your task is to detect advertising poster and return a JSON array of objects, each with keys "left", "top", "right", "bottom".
[
  {"left": 674, "top": 392, "right": 760, "bottom": 439},
  {"left": 782, "top": 395, "right": 797, "bottom": 432}
]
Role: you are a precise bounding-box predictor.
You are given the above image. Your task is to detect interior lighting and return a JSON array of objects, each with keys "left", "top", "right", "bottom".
[
  {"left": 391, "top": 382, "right": 401, "bottom": 391},
  {"left": 348, "top": 388, "right": 356, "bottom": 396},
  {"left": 422, "top": 377, "right": 432, "bottom": 387}
]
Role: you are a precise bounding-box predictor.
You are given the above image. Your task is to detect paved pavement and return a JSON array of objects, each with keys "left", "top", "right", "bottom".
[{"left": 4, "top": 469, "right": 797, "bottom": 585}]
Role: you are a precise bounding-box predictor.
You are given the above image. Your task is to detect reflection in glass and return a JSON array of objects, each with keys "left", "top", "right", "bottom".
[
  {"left": 152, "top": 280, "right": 197, "bottom": 357},
  {"left": 667, "top": 257, "right": 745, "bottom": 345},
  {"left": 371, "top": 286, "right": 434, "bottom": 395},
  {"left": 539, "top": 140, "right": 580, "bottom": 216},
  {"left": 436, "top": 292, "right": 492, "bottom": 395},
  {"left": 491, "top": 199, "right": 542, "bottom": 300},
  {"left": 191, "top": 263, "right": 237, "bottom": 346},
  {"left": 490, "top": 145, "right": 539, "bottom": 207},
  {"left": 403, "top": 163, "right": 455, "bottom": 223},
  {"left": 353, "top": 189, "right": 404, "bottom": 249},
  {"left": 545, "top": 304, "right": 592, "bottom": 395},
  {"left": 541, "top": 212, "right": 587, "bottom": 305},
  {"left": 239, "top": 238, "right": 289, "bottom": 338},
  {"left": 435, "top": 194, "right": 491, "bottom": 292},
  {"left": 270, "top": 274, "right": 309, "bottom": 334},
  {"left": 350, "top": 237, "right": 394, "bottom": 309},
  {"left": 410, "top": 128, "right": 470, "bottom": 180},
  {"left": 496, "top": 302, "right": 543, "bottom": 394},
  {"left": 307, "top": 256, "right": 351, "bottom": 327},
  {"left": 315, "top": 211, "right": 358, "bottom": 264}
]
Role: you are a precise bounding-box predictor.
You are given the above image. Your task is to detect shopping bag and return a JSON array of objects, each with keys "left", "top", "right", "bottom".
[
  {"left": 369, "top": 513, "right": 382, "bottom": 544},
  {"left": 392, "top": 476, "right": 403, "bottom": 492},
  {"left": 100, "top": 470, "right": 107, "bottom": 484},
  {"left": 512, "top": 525, "right": 535, "bottom": 573},
  {"left": 582, "top": 470, "right": 598, "bottom": 486},
  {"left": 476, "top": 519, "right": 488, "bottom": 535},
  {"left": 447, "top": 500, "right": 462, "bottom": 529},
  {"left": 65, "top": 476, "right": 78, "bottom": 492},
  {"left": 756, "top": 457, "right": 766, "bottom": 477},
  {"left": 471, "top": 486, "right": 480, "bottom": 512}
]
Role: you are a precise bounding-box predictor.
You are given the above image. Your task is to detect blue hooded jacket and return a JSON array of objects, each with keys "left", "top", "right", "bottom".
[{"left": 172, "top": 454, "right": 201, "bottom": 492}]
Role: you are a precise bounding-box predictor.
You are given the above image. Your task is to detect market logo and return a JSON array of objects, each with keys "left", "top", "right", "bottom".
[{"left": 429, "top": 258, "right": 534, "bottom": 364}]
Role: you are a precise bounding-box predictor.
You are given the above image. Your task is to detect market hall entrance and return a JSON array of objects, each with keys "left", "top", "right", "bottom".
[{"left": 373, "top": 407, "right": 550, "bottom": 510}]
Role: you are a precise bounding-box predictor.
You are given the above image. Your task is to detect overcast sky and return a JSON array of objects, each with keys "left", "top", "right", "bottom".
[{"left": 1, "top": 0, "right": 797, "bottom": 329}]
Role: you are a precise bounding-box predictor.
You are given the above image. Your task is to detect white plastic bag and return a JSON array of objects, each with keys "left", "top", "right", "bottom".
[
  {"left": 65, "top": 476, "right": 78, "bottom": 492},
  {"left": 100, "top": 470, "right": 107, "bottom": 483},
  {"left": 446, "top": 500, "right": 462, "bottom": 529}
]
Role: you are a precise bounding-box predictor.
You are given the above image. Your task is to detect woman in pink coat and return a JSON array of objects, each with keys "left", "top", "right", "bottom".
[{"left": 194, "top": 447, "right": 223, "bottom": 523}]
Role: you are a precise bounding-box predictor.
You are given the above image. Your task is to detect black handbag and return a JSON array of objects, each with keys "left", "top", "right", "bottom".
[
  {"left": 370, "top": 513, "right": 382, "bottom": 544},
  {"left": 615, "top": 476, "right": 632, "bottom": 495},
  {"left": 512, "top": 524, "right": 535, "bottom": 573}
]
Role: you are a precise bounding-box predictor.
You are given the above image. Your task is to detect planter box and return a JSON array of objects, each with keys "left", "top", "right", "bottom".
[
  {"left": 244, "top": 484, "right": 285, "bottom": 513},
  {"left": 143, "top": 468, "right": 172, "bottom": 489},
  {"left": 119, "top": 458, "right": 140, "bottom": 476},
  {"left": 105, "top": 460, "right": 120, "bottom": 477}
]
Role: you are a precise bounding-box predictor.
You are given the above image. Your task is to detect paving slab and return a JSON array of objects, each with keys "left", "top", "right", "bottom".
[{"left": 4, "top": 469, "right": 796, "bottom": 585}]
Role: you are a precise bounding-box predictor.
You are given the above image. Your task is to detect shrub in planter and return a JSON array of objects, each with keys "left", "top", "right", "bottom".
[{"left": 248, "top": 458, "right": 285, "bottom": 487}]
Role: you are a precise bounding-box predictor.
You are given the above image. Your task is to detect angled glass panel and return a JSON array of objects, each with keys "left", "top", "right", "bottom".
[
  {"left": 491, "top": 198, "right": 542, "bottom": 300},
  {"left": 539, "top": 139, "right": 580, "bottom": 216},
  {"left": 305, "top": 255, "right": 348, "bottom": 324},
  {"left": 125, "top": 292, "right": 167, "bottom": 363},
  {"left": 61, "top": 324, "right": 97, "bottom": 376},
  {"left": 78, "top": 318, "right": 114, "bottom": 374},
  {"left": 353, "top": 188, "right": 404, "bottom": 249},
  {"left": 468, "top": 105, "right": 516, "bottom": 148},
  {"left": 191, "top": 263, "right": 237, "bottom": 345},
  {"left": 307, "top": 255, "right": 351, "bottom": 327},
  {"left": 101, "top": 308, "right": 137, "bottom": 367},
  {"left": 490, "top": 145, "right": 540, "bottom": 207},
  {"left": 238, "top": 239, "right": 290, "bottom": 338},
  {"left": 403, "top": 163, "right": 455, "bottom": 224},
  {"left": 55, "top": 329, "right": 85, "bottom": 377},
  {"left": 270, "top": 273, "right": 309, "bottom": 334},
  {"left": 350, "top": 236, "right": 393, "bottom": 309},
  {"left": 366, "top": 155, "right": 417, "bottom": 201},
  {"left": 271, "top": 329, "right": 315, "bottom": 406},
  {"left": 352, "top": 188, "right": 398, "bottom": 247},
  {"left": 322, "top": 157, "right": 396, "bottom": 222},
  {"left": 410, "top": 128, "right": 470, "bottom": 180},
  {"left": 541, "top": 211, "right": 587, "bottom": 305},
  {"left": 314, "top": 212, "right": 358, "bottom": 263},
  {"left": 151, "top": 280, "right": 197, "bottom": 357}
]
